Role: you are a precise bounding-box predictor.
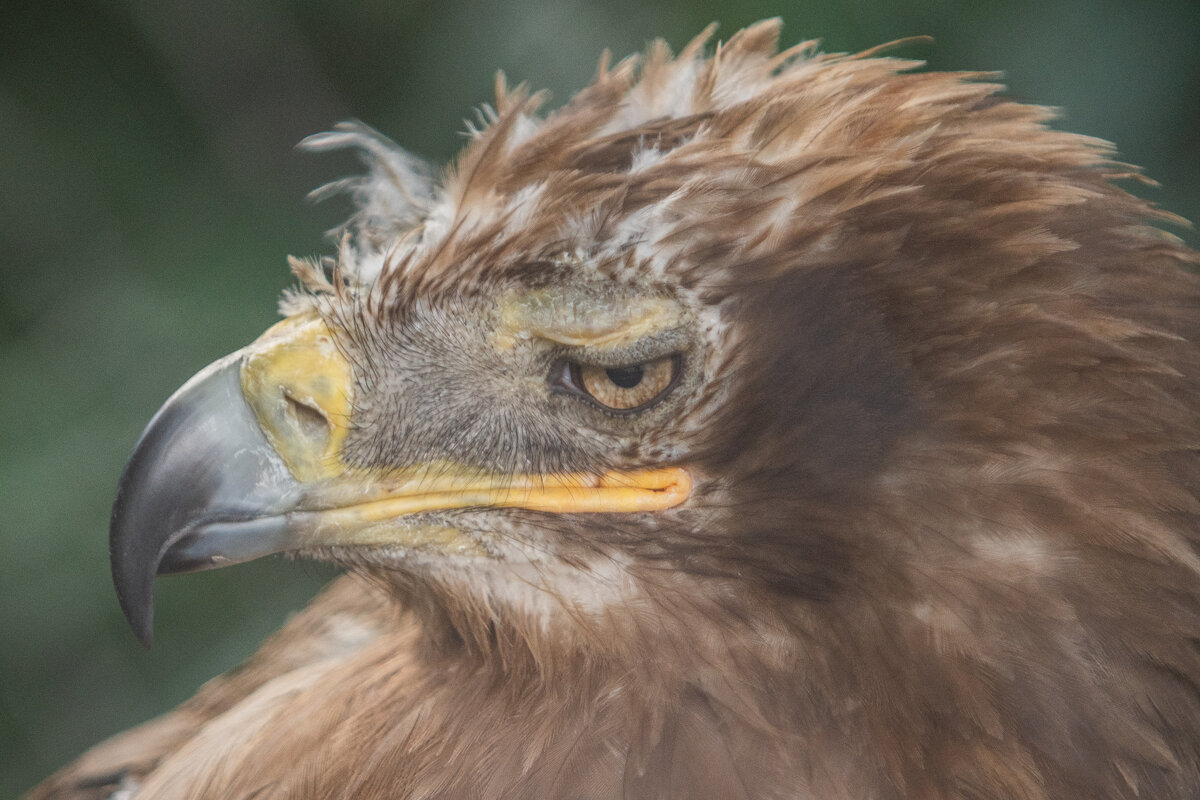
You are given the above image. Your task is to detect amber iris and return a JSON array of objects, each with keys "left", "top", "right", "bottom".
[{"left": 573, "top": 356, "right": 678, "bottom": 411}]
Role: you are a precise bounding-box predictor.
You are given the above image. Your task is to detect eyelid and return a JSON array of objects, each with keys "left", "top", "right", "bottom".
[
  {"left": 554, "top": 326, "right": 690, "bottom": 368},
  {"left": 497, "top": 289, "right": 685, "bottom": 352}
]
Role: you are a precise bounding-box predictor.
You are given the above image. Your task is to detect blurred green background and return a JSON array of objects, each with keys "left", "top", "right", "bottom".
[{"left": 2, "top": 0, "right": 1197, "bottom": 793}]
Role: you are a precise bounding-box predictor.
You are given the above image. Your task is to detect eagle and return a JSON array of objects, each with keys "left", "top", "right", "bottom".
[{"left": 30, "top": 20, "right": 1200, "bottom": 800}]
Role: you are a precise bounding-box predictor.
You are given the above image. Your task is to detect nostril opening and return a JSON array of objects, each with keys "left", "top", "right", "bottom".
[{"left": 283, "top": 391, "right": 330, "bottom": 443}]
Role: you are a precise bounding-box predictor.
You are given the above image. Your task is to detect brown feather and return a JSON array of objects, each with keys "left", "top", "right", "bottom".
[{"left": 31, "top": 20, "right": 1200, "bottom": 799}]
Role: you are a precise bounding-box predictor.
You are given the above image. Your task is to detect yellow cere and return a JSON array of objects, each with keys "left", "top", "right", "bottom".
[
  {"left": 494, "top": 288, "right": 684, "bottom": 350},
  {"left": 240, "top": 314, "right": 354, "bottom": 483}
]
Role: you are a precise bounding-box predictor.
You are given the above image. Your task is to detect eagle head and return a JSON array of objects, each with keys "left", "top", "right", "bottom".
[{"left": 101, "top": 20, "right": 1200, "bottom": 799}]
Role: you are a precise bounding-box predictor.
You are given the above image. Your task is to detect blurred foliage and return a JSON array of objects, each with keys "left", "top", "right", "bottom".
[{"left": 2, "top": 0, "right": 1197, "bottom": 793}]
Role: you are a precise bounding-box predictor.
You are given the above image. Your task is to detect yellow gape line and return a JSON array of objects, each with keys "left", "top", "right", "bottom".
[{"left": 326, "top": 468, "right": 693, "bottom": 524}]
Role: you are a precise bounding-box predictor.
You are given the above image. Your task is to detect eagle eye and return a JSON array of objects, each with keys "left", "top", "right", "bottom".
[{"left": 556, "top": 355, "right": 681, "bottom": 413}]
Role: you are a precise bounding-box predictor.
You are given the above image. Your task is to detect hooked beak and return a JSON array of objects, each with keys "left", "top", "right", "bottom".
[{"left": 110, "top": 316, "right": 690, "bottom": 646}]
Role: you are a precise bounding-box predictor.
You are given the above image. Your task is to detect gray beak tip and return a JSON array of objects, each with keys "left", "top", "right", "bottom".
[
  {"left": 110, "top": 480, "right": 159, "bottom": 648},
  {"left": 107, "top": 353, "right": 302, "bottom": 647},
  {"left": 110, "top": 561, "right": 157, "bottom": 649}
]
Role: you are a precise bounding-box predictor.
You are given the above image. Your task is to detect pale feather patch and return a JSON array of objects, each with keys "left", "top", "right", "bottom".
[
  {"left": 627, "top": 144, "right": 670, "bottom": 174},
  {"left": 967, "top": 531, "right": 1059, "bottom": 577},
  {"left": 501, "top": 180, "right": 550, "bottom": 232},
  {"left": 491, "top": 549, "right": 640, "bottom": 623}
]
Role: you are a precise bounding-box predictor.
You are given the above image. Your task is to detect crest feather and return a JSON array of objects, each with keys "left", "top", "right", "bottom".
[{"left": 300, "top": 121, "right": 434, "bottom": 285}]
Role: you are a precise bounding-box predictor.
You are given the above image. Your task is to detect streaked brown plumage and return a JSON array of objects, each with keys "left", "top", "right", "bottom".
[{"left": 31, "top": 20, "right": 1200, "bottom": 800}]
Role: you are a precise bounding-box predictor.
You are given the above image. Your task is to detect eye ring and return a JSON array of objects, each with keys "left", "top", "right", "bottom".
[{"left": 553, "top": 354, "right": 682, "bottom": 414}]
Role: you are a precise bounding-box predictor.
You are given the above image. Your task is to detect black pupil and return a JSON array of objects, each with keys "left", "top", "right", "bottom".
[{"left": 606, "top": 365, "right": 644, "bottom": 389}]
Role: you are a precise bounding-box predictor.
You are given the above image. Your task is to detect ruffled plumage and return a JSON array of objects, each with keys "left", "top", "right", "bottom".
[{"left": 30, "top": 20, "right": 1200, "bottom": 800}]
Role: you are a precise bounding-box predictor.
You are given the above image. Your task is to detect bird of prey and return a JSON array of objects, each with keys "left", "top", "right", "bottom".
[{"left": 30, "top": 20, "right": 1200, "bottom": 800}]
